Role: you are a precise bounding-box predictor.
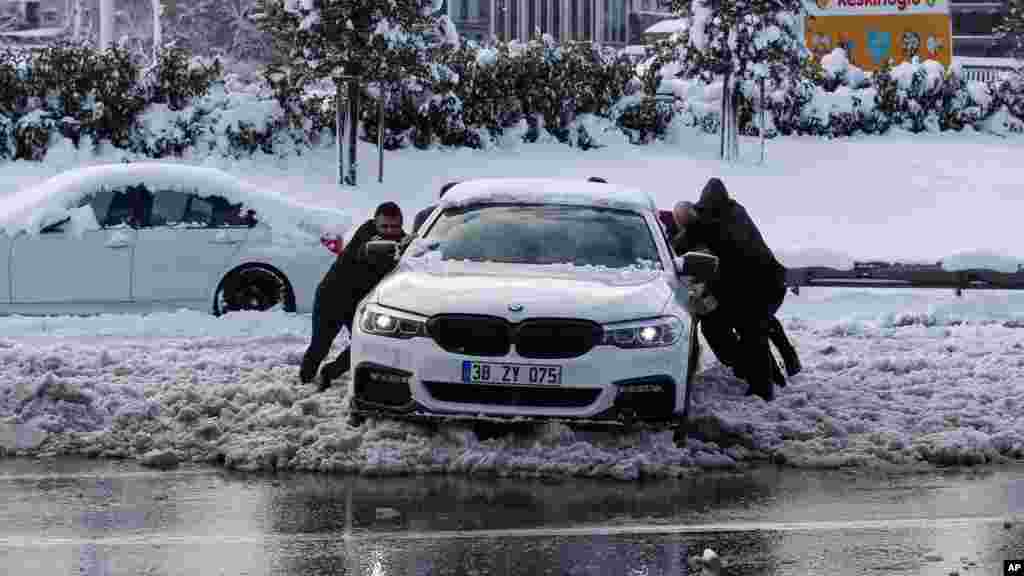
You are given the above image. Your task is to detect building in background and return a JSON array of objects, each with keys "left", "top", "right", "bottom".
[
  {"left": 951, "top": 0, "right": 1012, "bottom": 57},
  {"left": 0, "top": 0, "right": 66, "bottom": 29},
  {"left": 443, "top": 0, "right": 671, "bottom": 46}
]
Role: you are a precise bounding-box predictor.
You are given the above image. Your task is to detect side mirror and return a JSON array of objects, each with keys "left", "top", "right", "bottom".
[
  {"left": 675, "top": 251, "right": 719, "bottom": 283},
  {"left": 361, "top": 240, "right": 400, "bottom": 264}
]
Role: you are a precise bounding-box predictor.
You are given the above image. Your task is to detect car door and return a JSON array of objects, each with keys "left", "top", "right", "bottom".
[
  {"left": 10, "top": 187, "right": 137, "bottom": 304},
  {"left": 131, "top": 189, "right": 248, "bottom": 305}
]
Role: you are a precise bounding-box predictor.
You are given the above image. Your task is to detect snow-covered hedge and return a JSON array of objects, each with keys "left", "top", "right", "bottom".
[
  {"left": 0, "top": 41, "right": 278, "bottom": 161},
  {"left": 5, "top": 40, "right": 1024, "bottom": 163},
  {"left": 269, "top": 34, "right": 638, "bottom": 150},
  {"left": 651, "top": 48, "right": 1021, "bottom": 139}
]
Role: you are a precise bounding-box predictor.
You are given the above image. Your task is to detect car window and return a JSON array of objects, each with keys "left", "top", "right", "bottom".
[
  {"left": 209, "top": 196, "right": 257, "bottom": 228},
  {"left": 150, "top": 189, "right": 188, "bottom": 227},
  {"left": 80, "top": 189, "right": 115, "bottom": 225},
  {"left": 424, "top": 204, "right": 662, "bottom": 269},
  {"left": 184, "top": 195, "right": 214, "bottom": 226},
  {"left": 86, "top": 186, "right": 144, "bottom": 228}
]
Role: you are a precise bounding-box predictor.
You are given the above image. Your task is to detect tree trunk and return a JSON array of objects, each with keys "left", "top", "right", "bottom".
[
  {"left": 719, "top": 72, "right": 729, "bottom": 159},
  {"left": 730, "top": 81, "right": 739, "bottom": 160},
  {"left": 99, "top": 0, "right": 114, "bottom": 49},
  {"left": 152, "top": 0, "right": 161, "bottom": 62}
]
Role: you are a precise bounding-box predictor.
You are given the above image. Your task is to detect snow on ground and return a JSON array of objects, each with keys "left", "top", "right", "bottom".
[
  {"left": 4, "top": 129, "right": 1024, "bottom": 264},
  {"left": 2, "top": 129, "right": 1024, "bottom": 478},
  {"left": 2, "top": 286, "right": 1024, "bottom": 478}
]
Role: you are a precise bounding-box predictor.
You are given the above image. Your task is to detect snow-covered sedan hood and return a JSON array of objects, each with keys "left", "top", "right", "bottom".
[{"left": 373, "top": 261, "right": 673, "bottom": 324}]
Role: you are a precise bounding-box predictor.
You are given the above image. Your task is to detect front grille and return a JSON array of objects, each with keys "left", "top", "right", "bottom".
[
  {"left": 423, "top": 381, "right": 602, "bottom": 409},
  {"left": 354, "top": 364, "right": 413, "bottom": 407},
  {"left": 426, "top": 315, "right": 603, "bottom": 359},
  {"left": 514, "top": 319, "right": 602, "bottom": 359},
  {"left": 427, "top": 315, "right": 511, "bottom": 357}
]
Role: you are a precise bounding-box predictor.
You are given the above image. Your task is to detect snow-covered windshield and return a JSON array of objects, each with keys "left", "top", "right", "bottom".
[{"left": 422, "top": 204, "right": 661, "bottom": 269}]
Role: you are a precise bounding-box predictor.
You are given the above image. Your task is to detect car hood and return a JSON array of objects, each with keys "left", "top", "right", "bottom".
[{"left": 373, "top": 261, "right": 673, "bottom": 323}]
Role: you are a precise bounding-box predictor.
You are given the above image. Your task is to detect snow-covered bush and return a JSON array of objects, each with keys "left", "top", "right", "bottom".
[
  {"left": 0, "top": 114, "right": 14, "bottom": 159},
  {"left": 940, "top": 66, "right": 1001, "bottom": 132},
  {"left": 0, "top": 48, "right": 29, "bottom": 117},
  {"left": 89, "top": 46, "right": 150, "bottom": 149},
  {"left": 142, "top": 46, "right": 224, "bottom": 110},
  {"left": 615, "top": 96, "right": 675, "bottom": 144},
  {"left": 24, "top": 42, "right": 99, "bottom": 121},
  {"left": 350, "top": 35, "right": 635, "bottom": 150},
  {"left": 990, "top": 69, "right": 1024, "bottom": 131},
  {"left": 15, "top": 110, "right": 55, "bottom": 161}
]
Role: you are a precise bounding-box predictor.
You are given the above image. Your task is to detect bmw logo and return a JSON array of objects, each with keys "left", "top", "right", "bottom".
[{"left": 508, "top": 303, "right": 524, "bottom": 312}]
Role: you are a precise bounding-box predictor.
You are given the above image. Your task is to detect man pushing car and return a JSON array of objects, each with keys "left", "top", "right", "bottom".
[{"left": 672, "top": 179, "right": 801, "bottom": 401}]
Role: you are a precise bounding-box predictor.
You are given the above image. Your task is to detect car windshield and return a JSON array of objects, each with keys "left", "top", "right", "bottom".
[{"left": 422, "top": 204, "right": 662, "bottom": 269}]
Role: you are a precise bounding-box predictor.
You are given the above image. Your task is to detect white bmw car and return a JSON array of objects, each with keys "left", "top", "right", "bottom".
[
  {"left": 347, "top": 178, "right": 715, "bottom": 428},
  {"left": 0, "top": 163, "right": 350, "bottom": 316}
]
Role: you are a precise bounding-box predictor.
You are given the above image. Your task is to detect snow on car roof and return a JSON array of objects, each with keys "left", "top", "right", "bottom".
[
  {"left": 438, "top": 178, "right": 657, "bottom": 213},
  {"left": 0, "top": 162, "right": 353, "bottom": 240}
]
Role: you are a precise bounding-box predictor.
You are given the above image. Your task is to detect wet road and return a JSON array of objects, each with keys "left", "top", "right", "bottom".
[{"left": 3, "top": 459, "right": 1024, "bottom": 575}]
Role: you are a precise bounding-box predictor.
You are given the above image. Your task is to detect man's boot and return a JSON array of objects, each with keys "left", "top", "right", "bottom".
[
  {"left": 744, "top": 380, "right": 775, "bottom": 402},
  {"left": 770, "top": 353, "right": 787, "bottom": 388},
  {"left": 299, "top": 354, "right": 318, "bottom": 385},
  {"left": 767, "top": 319, "right": 802, "bottom": 377},
  {"left": 319, "top": 348, "right": 351, "bottom": 392}
]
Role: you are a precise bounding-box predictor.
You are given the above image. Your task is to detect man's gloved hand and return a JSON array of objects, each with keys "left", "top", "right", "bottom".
[{"left": 687, "top": 282, "right": 719, "bottom": 316}]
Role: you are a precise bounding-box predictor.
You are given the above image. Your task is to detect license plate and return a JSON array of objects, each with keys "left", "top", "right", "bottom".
[{"left": 461, "top": 361, "right": 562, "bottom": 385}]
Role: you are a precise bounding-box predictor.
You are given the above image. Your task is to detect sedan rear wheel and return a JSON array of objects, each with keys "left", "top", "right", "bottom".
[{"left": 214, "top": 264, "right": 295, "bottom": 316}]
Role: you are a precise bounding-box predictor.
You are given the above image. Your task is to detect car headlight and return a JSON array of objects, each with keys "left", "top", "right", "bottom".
[
  {"left": 601, "top": 316, "right": 683, "bottom": 348},
  {"left": 359, "top": 304, "right": 427, "bottom": 339}
]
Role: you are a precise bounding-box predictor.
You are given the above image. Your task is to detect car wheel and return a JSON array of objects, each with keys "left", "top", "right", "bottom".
[{"left": 213, "top": 264, "right": 295, "bottom": 316}]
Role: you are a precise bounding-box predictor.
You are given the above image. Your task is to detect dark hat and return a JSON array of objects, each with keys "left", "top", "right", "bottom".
[{"left": 694, "top": 178, "right": 730, "bottom": 218}]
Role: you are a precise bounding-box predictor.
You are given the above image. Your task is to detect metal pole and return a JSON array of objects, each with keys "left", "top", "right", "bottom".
[
  {"left": 731, "top": 84, "right": 739, "bottom": 160},
  {"left": 759, "top": 77, "right": 766, "bottom": 164},
  {"left": 342, "top": 77, "right": 350, "bottom": 186},
  {"left": 378, "top": 87, "right": 384, "bottom": 184},
  {"left": 719, "top": 73, "right": 727, "bottom": 160},
  {"left": 346, "top": 79, "right": 360, "bottom": 187}
]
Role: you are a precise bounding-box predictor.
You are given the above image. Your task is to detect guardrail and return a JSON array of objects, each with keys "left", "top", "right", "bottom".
[
  {"left": 960, "top": 64, "right": 1017, "bottom": 83},
  {"left": 785, "top": 263, "right": 1024, "bottom": 296}
]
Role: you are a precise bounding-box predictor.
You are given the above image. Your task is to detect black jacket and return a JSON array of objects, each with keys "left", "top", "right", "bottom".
[
  {"left": 319, "top": 219, "right": 406, "bottom": 323},
  {"left": 685, "top": 180, "right": 786, "bottom": 300},
  {"left": 412, "top": 204, "right": 437, "bottom": 235},
  {"left": 320, "top": 219, "right": 378, "bottom": 293}
]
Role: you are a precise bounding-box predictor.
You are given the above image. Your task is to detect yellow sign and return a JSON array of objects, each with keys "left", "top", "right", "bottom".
[{"left": 803, "top": 0, "right": 952, "bottom": 71}]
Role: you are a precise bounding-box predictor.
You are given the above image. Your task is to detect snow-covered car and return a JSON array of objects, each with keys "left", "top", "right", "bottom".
[
  {"left": 347, "top": 178, "right": 717, "bottom": 428},
  {"left": 0, "top": 163, "right": 351, "bottom": 316}
]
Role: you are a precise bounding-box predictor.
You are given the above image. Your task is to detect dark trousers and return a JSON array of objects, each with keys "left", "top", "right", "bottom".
[
  {"left": 732, "top": 282, "right": 788, "bottom": 393},
  {"left": 300, "top": 284, "right": 353, "bottom": 382},
  {"left": 702, "top": 282, "right": 793, "bottom": 390}
]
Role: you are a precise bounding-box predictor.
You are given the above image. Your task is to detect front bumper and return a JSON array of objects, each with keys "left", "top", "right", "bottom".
[{"left": 349, "top": 320, "right": 692, "bottom": 422}]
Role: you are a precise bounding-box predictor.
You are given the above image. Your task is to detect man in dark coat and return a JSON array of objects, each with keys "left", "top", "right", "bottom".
[
  {"left": 674, "top": 180, "right": 800, "bottom": 400},
  {"left": 300, "top": 201, "right": 406, "bottom": 391},
  {"left": 412, "top": 181, "right": 460, "bottom": 236}
]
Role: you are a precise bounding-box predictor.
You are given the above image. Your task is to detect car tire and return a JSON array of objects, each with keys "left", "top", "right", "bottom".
[{"left": 213, "top": 264, "right": 296, "bottom": 316}]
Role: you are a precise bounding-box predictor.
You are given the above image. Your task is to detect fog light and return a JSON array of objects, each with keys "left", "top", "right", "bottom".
[
  {"left": 619, "top": 384, "right": 663, "bottom": 393},
  {"left": 368, "top": 370, "right": 409, "bottom": 385}
]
